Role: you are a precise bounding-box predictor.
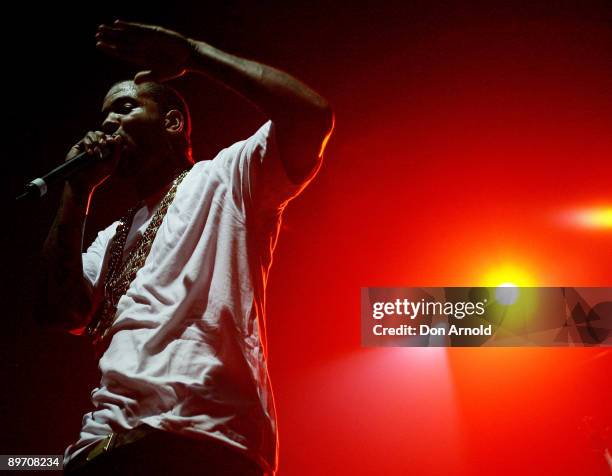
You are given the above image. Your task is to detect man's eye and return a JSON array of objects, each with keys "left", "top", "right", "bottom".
[{"left": 118, "top": 103, "right": 135, "bottom": 113}]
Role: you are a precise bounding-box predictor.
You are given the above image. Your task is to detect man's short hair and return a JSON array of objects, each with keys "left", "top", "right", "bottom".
[{"left": 137, "top": 81, "right": 193, "bottom": 162}]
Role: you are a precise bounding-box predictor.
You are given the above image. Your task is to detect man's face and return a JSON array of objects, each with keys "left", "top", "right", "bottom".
[{"left": 100, "top": 81, "right": 166, "bottom": 177}]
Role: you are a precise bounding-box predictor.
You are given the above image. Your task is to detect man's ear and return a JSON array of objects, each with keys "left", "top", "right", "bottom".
[{"left": 164, "top": 110, "right": 185, "bottom": 136}]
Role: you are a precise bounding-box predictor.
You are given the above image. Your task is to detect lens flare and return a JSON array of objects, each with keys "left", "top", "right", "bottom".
[{"left": 563, "top": 207, "right": 612, "bottom": 230}]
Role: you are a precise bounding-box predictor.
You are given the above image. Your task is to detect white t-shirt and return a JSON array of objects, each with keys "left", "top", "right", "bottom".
[{"left": 64, "top": 121, "right": 308, "bottom": 473}]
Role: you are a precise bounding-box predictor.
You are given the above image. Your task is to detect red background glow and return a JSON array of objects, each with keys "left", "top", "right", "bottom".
[{"left": 4, "top": 1, "right": 611, "bottom": 475}]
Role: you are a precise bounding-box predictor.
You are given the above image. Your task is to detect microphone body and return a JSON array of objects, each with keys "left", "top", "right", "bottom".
[{"left": 16, "top": 148, "right": 112, "bottom": 201}]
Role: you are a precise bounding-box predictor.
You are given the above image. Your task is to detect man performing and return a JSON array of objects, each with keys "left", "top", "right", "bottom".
[{"left": 37, "top": 20, "right": 333, "bottom": 475}]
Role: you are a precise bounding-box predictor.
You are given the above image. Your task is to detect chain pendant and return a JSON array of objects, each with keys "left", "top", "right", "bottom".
[{"left": 86, "top": 169, "right": 190, "bottom": 344}]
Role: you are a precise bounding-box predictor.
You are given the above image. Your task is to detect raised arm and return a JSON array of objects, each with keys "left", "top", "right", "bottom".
[{"left": 95, "top": 20, "right": 334, "bottom": 184}]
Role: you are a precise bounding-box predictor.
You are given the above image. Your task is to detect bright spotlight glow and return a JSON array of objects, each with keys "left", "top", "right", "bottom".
[
  {"left": 481, "top": 264, "right": 536, "bottom": 287},
  {"left": 563, "top": 207, "right": 612, "bottom": 230},
  {"left": 495, "top": 283, "right": 519, "bottom": 305}
]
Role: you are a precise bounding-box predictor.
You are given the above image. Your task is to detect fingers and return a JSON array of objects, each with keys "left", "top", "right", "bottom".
[
  {"left": 96, "top": 25, "right": 124, "bottom": 40},
  {"left": 111, "top": 19, "right": 174, "bottom": 37},
  {"left": 95, "top": 24, "right": 155, "bottom": 66},
  {"left": 112, "top": 19, "right": 159, "bottom": 31},
  {"left": 79, "top": 131, "right": 119, "bottom": 159},
  {"left": 96, "top": 24, "right": 150, "bottom": 45},
  {"left": 96, "top": 20, "right": 161, "bottom": 45},
  {"left": 95, "top": 19, "right": 189, "bottom": 81},
  {"left": 95, "top": 40, "right": 148, "bottom": 66},
  {"left": 96, "top": 27, "right": 130, "bottom": 46},
  {"left": 95, "top": 40, "right": 130, "bottom": 60},
  {"left": 96, "top": 22, "right": 151, "bottom": 63},
  {"left": 82, "top": 131, "right": 105, "bottom": 158},
  {"left": 134, "top": 70, "right": 159, "bottom": 84}
]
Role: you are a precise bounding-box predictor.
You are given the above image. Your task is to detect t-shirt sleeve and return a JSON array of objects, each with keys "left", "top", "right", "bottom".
[
  {"left": 216, "top": 120, "right": 316, "bottom": 217},
  {"left": 82, "top": 222, "right": 118, "bottom": 293}
]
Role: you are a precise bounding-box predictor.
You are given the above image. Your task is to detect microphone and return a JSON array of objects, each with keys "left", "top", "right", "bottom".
[{"left": 16, "top": 147, "right": 112, "bottom": 201}]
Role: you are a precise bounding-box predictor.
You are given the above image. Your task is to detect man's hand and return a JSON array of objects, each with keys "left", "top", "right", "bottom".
[
  {"left": 65, "top": 131, "right": 123, "bottom": 197},
  {"left": 96, "top": 20, "right": 195, "bottom": 84},
  {"left": 97, "top": 19, "right": 333, "bottom": 185}
]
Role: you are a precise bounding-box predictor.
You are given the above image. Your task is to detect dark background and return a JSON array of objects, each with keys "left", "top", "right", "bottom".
[{"left": 3, "top": 1, "right": 611, "bottom": 475}]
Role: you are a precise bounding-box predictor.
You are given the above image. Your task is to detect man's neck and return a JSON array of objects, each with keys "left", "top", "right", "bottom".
[{"left": 133, "top": 158, "right": 189, "bottom": 203}]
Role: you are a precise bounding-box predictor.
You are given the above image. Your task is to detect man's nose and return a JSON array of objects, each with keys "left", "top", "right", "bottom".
[{"left": 101, "top": 114, "right": 120, "bottom": 134}]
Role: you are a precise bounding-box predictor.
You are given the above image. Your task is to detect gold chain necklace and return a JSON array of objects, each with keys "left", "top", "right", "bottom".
[{"left": 86, "top": 169, "right": 190, "bottom": 344}]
